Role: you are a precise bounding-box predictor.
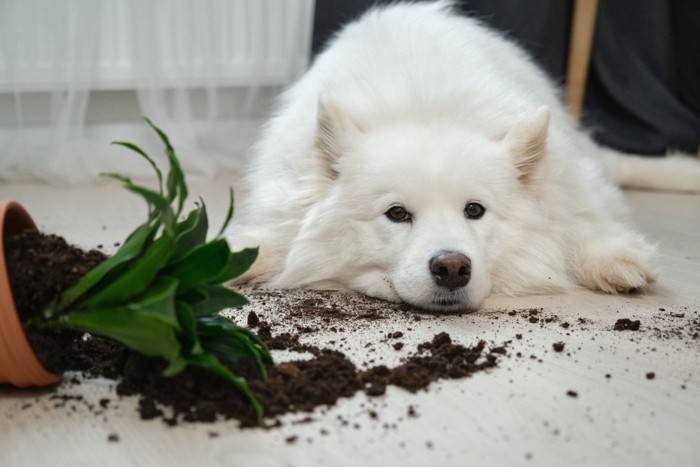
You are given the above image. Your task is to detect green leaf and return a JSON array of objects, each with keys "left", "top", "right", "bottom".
[
  {"left": 59, "top": 307, "right": 181, "bottom": 362},
  {"left": 127, "top": 276, "right": 180, "bottom": 328},
  {"left": 164, "top": 239, "right": 231, "bottom": 292},
  {"left": 188, "top": 284, "right": 249, "bottom": 318},
  {"left": 216, "top": 188, "right": 235, "bottom": 238},
  {"left": 111, "top": 141, "right": 164, "bottom": 195},
  {"left": 45, "top": 223, "right": 157, "bottom": 316},
  {"left": 162, "top": 357, "right": 188, "bottom": 377},
  {"left": 198, "top": 315, "right": 273, "bottom": 372},
  {"left": 211, "top": 247, "right": 259, "bottom": 284},
  {"left": 122, "top": 184, "right": 175, "bottom": 237},
  {"left": 175, "top": 301, "right": 203, "bottom": 356},
  {"left": 101, "top": 172, "right": 133, "bottom": 185},
  {"left": 78, "top": 234, "right": 175, "bottom": 309},
  {"left": 172, "top": 203, "right": 208, "bottom": 262},
  {"left": 144, "top": 117, "right": 187, "bottom": 216}
]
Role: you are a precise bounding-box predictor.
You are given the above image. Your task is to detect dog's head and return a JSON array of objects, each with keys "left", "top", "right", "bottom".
[{"left": 276, "top": 97, "right": 563, "bottom": 311}]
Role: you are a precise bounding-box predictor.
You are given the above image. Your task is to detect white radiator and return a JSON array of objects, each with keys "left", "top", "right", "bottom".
[
  {"left": 0, "top": 0, "right": 316, "bottom": 183},
  {"left": 0, "top": 0, "right": 315, "bottom": 92}
]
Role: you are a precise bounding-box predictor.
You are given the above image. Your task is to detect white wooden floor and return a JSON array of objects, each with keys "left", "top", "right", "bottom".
[{"left": 1, "top": 175, "right": 699, "bottom": 467}]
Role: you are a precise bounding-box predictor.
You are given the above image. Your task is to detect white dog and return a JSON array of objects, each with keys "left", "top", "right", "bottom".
[{"left": 231, "top": 1, "right": 699, "bottom": 311}]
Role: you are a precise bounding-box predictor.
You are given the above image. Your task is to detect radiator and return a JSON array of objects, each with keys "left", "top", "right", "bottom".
[{"left": 0, "top": 0, "right": 316, "bottom": 92}]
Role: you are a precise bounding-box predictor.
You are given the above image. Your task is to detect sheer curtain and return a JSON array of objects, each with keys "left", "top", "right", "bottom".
[{"left": 0, "top": 0, "right": 315, "bottom": 184}]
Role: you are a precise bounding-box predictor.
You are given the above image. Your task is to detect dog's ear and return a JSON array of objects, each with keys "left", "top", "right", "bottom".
[
  {"left": 316, "top": 95, "right": 362, "bottom": 178},
  {"left": 505, "top": 106, "right": 550, "bottom": 184}
]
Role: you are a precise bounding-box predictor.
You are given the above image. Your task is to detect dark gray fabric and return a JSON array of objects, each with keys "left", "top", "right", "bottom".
[
  {"left": 312, "top": 0, "right": 700, "bottom": 155},
  {"left": 583, "top": 0, "right": 700, "bottom": 154}
]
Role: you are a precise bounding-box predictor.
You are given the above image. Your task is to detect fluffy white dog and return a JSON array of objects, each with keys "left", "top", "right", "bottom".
[{"left": 231, "top": 1, "right": 699, "bottom": 311}]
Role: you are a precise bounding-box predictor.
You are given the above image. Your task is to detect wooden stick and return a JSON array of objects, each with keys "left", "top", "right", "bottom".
[{"left": 566, "top": 0, "right": 600, "bottom": 122}]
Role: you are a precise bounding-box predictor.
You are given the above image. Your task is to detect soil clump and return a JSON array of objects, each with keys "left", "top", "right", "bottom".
[{"left": 614, "top": 318, "right": 641, "bottom": 331}]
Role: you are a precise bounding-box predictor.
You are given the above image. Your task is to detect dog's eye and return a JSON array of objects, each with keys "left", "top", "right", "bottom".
[
  {"left": 465, "top": 202, "right": 485, "bottom": 219},
  {"left": 385, "top": 205, "right": 412, "bottom": 223}
]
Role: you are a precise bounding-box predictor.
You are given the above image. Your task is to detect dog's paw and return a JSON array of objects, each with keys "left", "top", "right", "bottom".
[{"left": 578, "top": 235, "right": 657, "bottom": 294}]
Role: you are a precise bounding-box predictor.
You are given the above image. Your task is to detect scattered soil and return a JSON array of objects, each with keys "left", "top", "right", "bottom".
[
  {"left": 74, "top": 327, "right": 503, "bottom": 428},
  {"left": 648, "top": 308, "right": 699, "bottom": 341},
  {"left": 3, "top": 231, "right": 507, "bottom": 428},
  {"left": 360, "top": 333, "right": 498, "bottom": 396},
  {"left": 7, "top": 231, "right": 696, "bottom": 430}
]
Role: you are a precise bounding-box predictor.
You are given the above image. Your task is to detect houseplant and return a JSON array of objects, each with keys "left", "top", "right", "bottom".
[{"left": 0, "top": 119, "right": 271, "bottom": 421}]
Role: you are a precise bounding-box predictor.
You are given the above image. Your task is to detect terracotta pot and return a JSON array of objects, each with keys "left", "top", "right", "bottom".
[{"left": 0, "top": 200, "right": 61, "bottom": 387}]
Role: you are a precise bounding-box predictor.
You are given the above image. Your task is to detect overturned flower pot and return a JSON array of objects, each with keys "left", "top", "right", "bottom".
[{"left": 0, "top": 200, "right": 62, "bottom": 387}]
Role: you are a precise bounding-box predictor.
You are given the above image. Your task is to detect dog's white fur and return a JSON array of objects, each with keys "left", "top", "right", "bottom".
[{"left": 231, "top": 1, "right": 699, "bottom": 311}]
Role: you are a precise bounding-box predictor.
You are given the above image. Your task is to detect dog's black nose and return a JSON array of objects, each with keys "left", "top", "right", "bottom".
[{"left": 429, "top": 252, "right": 471, "bottom": 290}]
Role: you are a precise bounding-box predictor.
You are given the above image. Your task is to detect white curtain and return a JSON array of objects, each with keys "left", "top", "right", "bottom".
[{"left": 0, "top": 0, "right": 315, "bottom": 184}]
